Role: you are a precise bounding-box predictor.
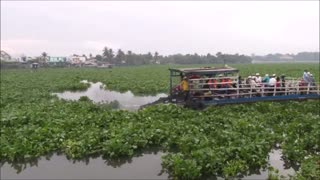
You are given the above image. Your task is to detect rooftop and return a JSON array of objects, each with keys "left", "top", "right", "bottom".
[{"left": 169, "top": 66, "right": 239, "bottom": 75}]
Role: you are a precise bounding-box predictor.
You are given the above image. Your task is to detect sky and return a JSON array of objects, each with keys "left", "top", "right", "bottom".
[{"left": 1, "top": 1, "right": 319, "bottom": 57}]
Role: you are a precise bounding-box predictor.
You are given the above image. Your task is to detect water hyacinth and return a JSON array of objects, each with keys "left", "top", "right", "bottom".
[{"left": 1, "top": 65, "right": 319, "bottom": 179}]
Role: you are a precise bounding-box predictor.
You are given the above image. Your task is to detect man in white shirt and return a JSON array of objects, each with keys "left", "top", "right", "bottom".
[
  {"left": 255, "top": 73, "right": 262, "bottom": 84},
  {"left": 303, "top": 70, "right": 309, "bottom": 83},
  {"left": 269, "top": 74, "right": 277, "bottom": 87}
]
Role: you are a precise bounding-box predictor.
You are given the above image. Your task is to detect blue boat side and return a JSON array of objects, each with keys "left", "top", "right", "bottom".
[{"left": 202, "top": 94, "right": 320, "bottom": 106}]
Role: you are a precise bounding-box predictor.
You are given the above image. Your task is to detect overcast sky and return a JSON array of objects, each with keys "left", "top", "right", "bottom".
[{"left": 1, "top": 1, "right": 319, "bottom": 57}]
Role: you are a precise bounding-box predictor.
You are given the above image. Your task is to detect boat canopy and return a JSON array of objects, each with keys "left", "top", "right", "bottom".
[{"left": 169, "top": 67, "right": 239, "bottom": 76}]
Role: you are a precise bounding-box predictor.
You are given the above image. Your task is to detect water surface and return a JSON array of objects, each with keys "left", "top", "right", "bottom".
[
  {"left": 1, "top": 149, "right": 296, "bottom": 180},
  {"left": 53, "top": 81, "right": 167, "bottom": 111},
  {"left": 1, "top": 152, "right": 168, "bottom": 180}
]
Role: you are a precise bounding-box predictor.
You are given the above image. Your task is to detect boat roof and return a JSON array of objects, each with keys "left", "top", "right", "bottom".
[{"left": 169, "top": 67, "right": 239, "bottom": 75}]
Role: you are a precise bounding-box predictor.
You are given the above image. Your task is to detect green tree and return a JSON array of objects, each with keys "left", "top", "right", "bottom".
[
  {"left": 95, "top": 55, "right": 102, "bottom": 61},
  {"left": 102, "top": 47, "right": 115, "bottom": 63},
  {"left": 115, "top": 49, "right": 125, "bottom": 64},
  {"left": 154, "top": 51, "right": 159, "bottom": 64},
  {"left": 41, "top": 52, "right": 48, "bottom": 63},
  {"left": 108, "top": 48, "right": 115, "bottom": 63},
  {"left": 147, "top": 52, "right": 153, "bottom": 62},
  {"left": 126, "top": 50, "right": 133, "bottom": 65}
]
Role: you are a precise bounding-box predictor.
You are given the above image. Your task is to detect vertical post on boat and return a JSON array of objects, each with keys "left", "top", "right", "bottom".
[
  {"left": 169, "top": 69, "right": 173, "bottom": 101},
  {"left": 285, "top": 82, "right": 288, "bottom": 95},
  {"left": 236, "top": 73, "right": 239, "bottom": 98},
  {"left": 273, "top": 85, "right": 276, "bottom": 96},
  {"left": 307, "top": 83, "right": 310, "bottom": 95}
]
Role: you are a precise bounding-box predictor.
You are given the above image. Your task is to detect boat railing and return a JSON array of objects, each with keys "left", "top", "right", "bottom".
[{"left": 187, "top": 80, "right": 320, "bottom": 99}]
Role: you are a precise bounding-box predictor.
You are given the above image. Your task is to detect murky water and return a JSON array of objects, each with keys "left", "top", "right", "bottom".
[
  {"left": 52, "top": 81, "right": 167, "bottom": 111},
  {"left": 1, "top": 149, "right": 295, "bottom": 180},
  {"left": 244, "top": 149, "right": 295, "bottom": 179},
  {"left": 1, "top": 152, "right": 168, "bottom": 179}
]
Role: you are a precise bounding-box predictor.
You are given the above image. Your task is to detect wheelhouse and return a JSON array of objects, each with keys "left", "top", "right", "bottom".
[{"left": 169, "top": 67, "right": 239, "bottom": 99}]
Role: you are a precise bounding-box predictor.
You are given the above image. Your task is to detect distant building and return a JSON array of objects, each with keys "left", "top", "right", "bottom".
[
  {"left": 69, "top": 55, "right": 86, "bottom": 64},
  {"left": 97, "top": 61, "right": 113, "bottom": 68},
  {"left": 1, "top": 50, "right": 12, "bottom": 62},
  {"left": 48, "top": 56, "right": 67, "bottom": 63},
  {"left": 83, "top": 59, "right": 98, "bottom": 67},
  {"left": 279, "top": 55, "right": 294, "bottom": 60},
  {"left": 27, "top": 57, "right": 33, "bottom": 61}
]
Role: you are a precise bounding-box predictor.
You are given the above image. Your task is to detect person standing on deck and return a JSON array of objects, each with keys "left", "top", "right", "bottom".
[
  {"left": 309, "top": 74, "right": 316, "bottom": 87},
  {"left": 249, "top": 77, "right": 258, "bottom": 88},
  {"left": 238, "top": 76, "right": 242, "bottom": 88},
  {"left": 303, "top": 70, "right": 310, "bottom": 84},
  {"left": 262, "top": 74, "right": 270, "bottom": 84},
  {"left": 280, "top": 74, "right": 286, "bottom": 87},
  {"left": 269, "top": 74, "right": 277, "bottom": 87},
  {"left": 180, "top": 76, "right": 189, "bottom": 101},
  {"left": 255, "top": 73, "right": 262, "bottom": 84},
  {"left": 280, "top": 74, "right": 286, "bottom": 95}
]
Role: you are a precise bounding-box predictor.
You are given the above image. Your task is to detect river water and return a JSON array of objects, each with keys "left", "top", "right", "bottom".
[
  {"left": 1, "top": 149, "right": 295, "bottom": 179},
  {"left": 52, "top": 81, "right": 167, "bottom": 111},
  {"left": 1, "top": 152, "right": 168, "bottom": 179}
]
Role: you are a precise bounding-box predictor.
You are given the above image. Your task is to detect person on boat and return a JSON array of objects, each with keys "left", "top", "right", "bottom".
[
  {"left": 310, "top": 74, "right": 315, "bottom": 86},
  {"left": 180, "top": 76, "right": 189, "bottom": 101},
  {"left": 207, "top": 76, "right": 215, "bottom": 89},
  {"left": 280, "top": 74, "right": 286, "bottom": 87},
  {"left": 276, "top": 76, "right": 281, "bottom": 94},
  {"left": 262, "top": 74, "right": 270, "bottom": 84},
  {"left": 279, "top": 74, "right": 286, "bottom": 95},
  {"left": 201, "top": 76, "right": 211, "bottom": 90},
  {"left": 225, "top": 77, "right": 232, "bottom": 88},
  {"left": 246, "top": 76, "right": 252, "bottom": 85},
  {"left": 265, "top": 74, "right": 276, "bottom": 95},
  {"left": 223, "top": 77, "right": 233, "bottom": 95},
  {"left": 308, "top": 74, "right": 316, "bottom": 92},
  {"left": 307, "top": 72, "right": 312, "bottom": 84},
  {"left": 217, "top": 74, "right": 224, "bottom": 88},
  {"left": 299, "top": 77, "right": 308, "bottom": 95},
  {"left": 255, "top": 73, "right": 262, "bottom": 84},
  {"left": 238, "top": 76, "right": 242, "bottom": 88},
  {"left": 251, "top": 74, "right": 256, "bottom": 82},
  {"left": 216, "top": 74, "right": 227, "bottom": 95},
  {"left": 249, "top": 76, "right": 258, "bottom": 87},
  {"left": 303, "top": 70, "right": 310, "bottom": 84},
  {"left": 250, "top": 76, "right": 260, "bottom": 92},
  {"left": 269, "top": 74, "right": 277, "bottom": 87}
]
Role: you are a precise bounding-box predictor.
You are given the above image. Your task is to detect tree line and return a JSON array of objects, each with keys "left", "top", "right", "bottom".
[
  {"left": 95, "top": 47, "right": 252, "bottom": 65},
  {"left": 253, "top": 52, "right": 319, "bottom": 61}
]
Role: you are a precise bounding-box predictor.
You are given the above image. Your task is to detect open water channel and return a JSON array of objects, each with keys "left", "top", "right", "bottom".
[
  {"left": 1, "top": 149, "right": 295, "bottom": 179},
  {"left": 52, "top": 80, "right": 167, "bottom": 111},
  {"left": 1, "top": 81, "right": 296, "bottom": 179}
]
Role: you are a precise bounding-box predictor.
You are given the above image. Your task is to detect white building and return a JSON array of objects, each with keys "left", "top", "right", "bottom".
[
  {"left": 68, "top": 55, "right": 87, "bottom": 64},
  {"left": 48, "top": 56, "right": 67, "bottom": 63},
  {"left": 279, "top": 55, "right": 294, "bottom": 60}
]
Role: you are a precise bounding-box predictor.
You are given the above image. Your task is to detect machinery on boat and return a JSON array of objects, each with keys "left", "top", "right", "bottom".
[{"left": 143, "top": 66, "right": 320, "bottom": 109}]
